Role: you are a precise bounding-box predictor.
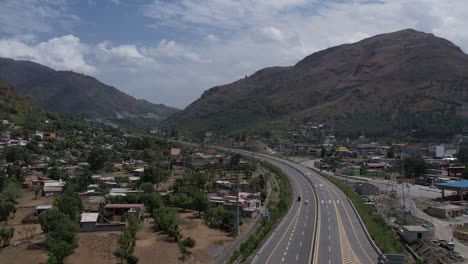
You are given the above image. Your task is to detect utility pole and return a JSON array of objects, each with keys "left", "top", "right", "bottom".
[{"left": 236, "top": 168, "right": 240, "bottom": 237}]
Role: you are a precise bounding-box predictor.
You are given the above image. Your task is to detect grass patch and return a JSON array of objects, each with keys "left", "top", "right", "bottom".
[
  {"left": 311, "top": 168, "right": 404, "bottom": 254},
  {"left": 227, "top": 160, "right": 292, "bottom": 263}
]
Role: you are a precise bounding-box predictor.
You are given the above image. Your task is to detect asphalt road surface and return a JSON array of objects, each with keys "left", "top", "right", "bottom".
[{"left": 229, "top": 150, "right": 379, "bottom": 264}]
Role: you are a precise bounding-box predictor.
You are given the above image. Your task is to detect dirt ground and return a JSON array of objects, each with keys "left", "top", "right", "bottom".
[
  {"left": 135, "top": 211, "right": 235, "bottom": 264},
  {"left": 65, "top": 231, "right": 120, "bottom": 264},
  {"left": 0, "top": 239, "right": 48, "bottom": 264},
  {"left": 16, "top": 189, "right": 54, "bottom": 208}
]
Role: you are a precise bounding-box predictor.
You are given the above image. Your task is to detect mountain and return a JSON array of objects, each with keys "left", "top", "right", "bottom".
[
  {"left": 0, "top": 79, "right": 72, "bottom": 132},
  {"left": 0, "top": 58, "right": 178, "bottom": 128},
  {"left": 165, "top": 29, "right": 468, "bottom": 138}
]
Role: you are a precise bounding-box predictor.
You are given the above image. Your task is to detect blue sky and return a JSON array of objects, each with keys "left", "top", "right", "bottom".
[{"left": 1, "top": 0, "right": 468, "bottom": 108}]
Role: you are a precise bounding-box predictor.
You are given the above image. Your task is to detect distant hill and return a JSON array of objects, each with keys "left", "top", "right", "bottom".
[
  {"left": 0, "top": 80, "right": 72, "bottom": 132},
  {"left": 164, "top": 29, "right": 468, "bottom": 138},
  {"left": 0, "top": 58, "right": 178, "bottom": 128}
]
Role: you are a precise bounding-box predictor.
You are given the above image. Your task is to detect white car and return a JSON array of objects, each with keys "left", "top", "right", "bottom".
[{"left": 304, "top": 199, "right": 309, "bottom": 205}]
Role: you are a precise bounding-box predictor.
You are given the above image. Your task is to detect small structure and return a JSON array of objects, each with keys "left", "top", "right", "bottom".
[
  {"left": 80, "top": 213, "right": 100, "bottom": 232},
  {"left": 401, "top": 225, "right": 430, "bottom": 243},
  {"left": 103, "top": 204, "right": 144, "bottom": 221},
  {"left": 82, "top": 196, "right": 106, "bottom": 212},
  {"left": 34, "top": 205, "right": 53, "bottom": 215},
  {"left": 79, "top": 212, "right": 125, "bottom": 232},
  {"left": 435, "top": 180, "right": 468, "bottom": 201},
  {"left": 354, "top": 182, "right": 379, "bottom": 196},
  {"left": 426, "top": 205, "right": 465, "bottom": 219},
  {"left": 42, "top": 181, "right": 65, "bottom": 196}
]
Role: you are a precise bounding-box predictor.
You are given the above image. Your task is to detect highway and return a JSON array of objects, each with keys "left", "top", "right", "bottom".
[{"left": 229, "top": 149, "right": 379, "bottom": 264}]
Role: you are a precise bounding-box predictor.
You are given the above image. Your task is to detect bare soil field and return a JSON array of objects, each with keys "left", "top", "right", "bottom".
[
  {"left": 17, "top": 189, "right": 54, "bottom": 208},
  {"left": 0, "top": 239, "right": 48, "bottom": 264},
  {"left": 135, "top": 211, "right": 234, "bottom": 264},
  {"left": 65, "top": 231, "right": 120, "bottom": 264}
]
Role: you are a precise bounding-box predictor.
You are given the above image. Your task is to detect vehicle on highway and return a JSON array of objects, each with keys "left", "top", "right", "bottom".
[
  {"left": 297, "top": 196, "right": 301, "bottom": 201},
  {"left": 304, "top": 199, "right": 309, "bottom": 204}
]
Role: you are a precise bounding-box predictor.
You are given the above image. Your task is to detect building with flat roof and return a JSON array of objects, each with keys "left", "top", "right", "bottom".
[
  {"left": 435, "top": 180, "right": 468, "bottom": 200},
  {"left": 402, "top": 225, "right": 430, "bottom": 243},
  {"left": 426, "top": 205, "right": 465, "bottom": 219}
]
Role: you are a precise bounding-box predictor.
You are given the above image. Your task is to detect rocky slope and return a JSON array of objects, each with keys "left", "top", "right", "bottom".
[{"left": 165, "top": 29, "right": 468, "bottom": 138}]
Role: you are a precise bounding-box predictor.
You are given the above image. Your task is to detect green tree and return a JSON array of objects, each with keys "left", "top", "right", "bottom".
[
  {"left": 191, "top": 191, "right": 209, "bottom": 217},
  {"left": 0, "top": 201, "right": 15, "bottom": 222},
  {"left": 146, "top": 192, "right": 163, "bottom": 212},
  {"left": 54, "top": 185, "right": 82, "bottom": 222},
  {"left": 114, "top": 230, "right": 136, "bottom": 264},
  {"left": 0, "top": 227, "right": 14, "bottom": 247},
  {"left": 170, "top": 193, "right": 192, "bottom": 211},
  {"left": 139, "top": 182, "right": 154, "bottom": 194},
  {"left": 230, "top": 154, "right": 241, "bottom": 166},
  {"left": 182, "top": 237, "right": 196, "bottom": 248},
  {"left": 88, "top": 148, "right": 109, "bottom": 171},
  {"left": 457, "top": 147, "right": 468, "bottom": 164},
  {"left": 403, "top": 156, "right": 427, "bottom": 178},
  {"left": 141, "top": 163, "right": 166, "bottom": 185}
]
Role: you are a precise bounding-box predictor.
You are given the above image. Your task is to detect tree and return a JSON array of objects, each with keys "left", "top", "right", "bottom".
[
  {"left": 141, "top": 163, "right": 166, "bottom": 185},
  {"left": 403, "top": 156, "right": 427, "bottom": 178},
  {"left": 88, "top": 148, "right": 109, "bottom": 171},
  {"left": 182, "top": 237, "right": 196, "bottom": 248},
  {"left": 114, "top": 230, "right": 136, "bottom": 264},
  {"left": 191, "top": 191, "right": 209, "bottom": 217},
  {"left": 187, "top": 173, "right": 207, "bottom": 190},
  {"left": 170, "top": 193, "right": 192, "bottom": 211},
  {"left": 146, "top": 192, "right": 163, "bottom": 212},
  {"left": 139, "top": 182, "right": 154, "bottom": 194},
  {"left": 34, "top": 188, "right": 41, "bottom": 200},
  {"left": 230, "top": 154, "right": 241, "bottom": 167},
  {"left": 0, "top": 227, "right": 14, "bottom": 247},
  {"left": 457, "top": 146, "right": 468, "bottom": 164},
  {"left": 54, "top": 184, "right": 82, "bottom": 222},
  {"left": 39, "top": 208, "right": 79, "bottom": 263},
  {"left": 0, "top": 201, "right": 15, "bottom": 222},
  {"left": 386, "top": 147, "right": 395, "bottom": 159},
  {"left": 178, "top": 241, "right": 191, "bottom": 261}
]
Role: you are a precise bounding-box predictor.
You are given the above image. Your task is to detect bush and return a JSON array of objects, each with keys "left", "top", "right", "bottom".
[{"left": 182, "top": 237, "right": 196, "bottom": 248}]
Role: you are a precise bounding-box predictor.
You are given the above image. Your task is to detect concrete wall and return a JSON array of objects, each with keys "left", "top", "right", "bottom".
[{"left": 403, "top": 231, "right": 430, "bottom": 243}]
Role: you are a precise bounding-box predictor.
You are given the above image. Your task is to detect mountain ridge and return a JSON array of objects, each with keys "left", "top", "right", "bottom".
[
  {"left": 164, "top": 29, "right": 468, "bottom": 138},
  {"left": 0, "top": 57, "right": 178, "bottom": 128}
]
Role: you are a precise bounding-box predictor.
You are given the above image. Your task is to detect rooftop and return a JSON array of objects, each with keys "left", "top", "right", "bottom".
[
  {"left": 402, "top": 225, "right": 428, "bottom": 232},
  {"left": 80, "top": 213, "right": 99, "bottom": 223},
  {"left": 104, "top": 204, "right": 144, "bottom": 209},
  {"left": 435, "top": 180, "right": 468, "bottom": 189}
]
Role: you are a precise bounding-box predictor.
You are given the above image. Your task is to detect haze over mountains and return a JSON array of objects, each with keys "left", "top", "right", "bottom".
[
  {"left": 164, "top": 29, "right": 468, "bottom": 138},
  {"left": 0, "top": 58, "right": 178, "bottom": 128}
]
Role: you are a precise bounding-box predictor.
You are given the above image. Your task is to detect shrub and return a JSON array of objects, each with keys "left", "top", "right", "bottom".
[{"left": 182, "top": 237, "right": 196, "bottom": 248}]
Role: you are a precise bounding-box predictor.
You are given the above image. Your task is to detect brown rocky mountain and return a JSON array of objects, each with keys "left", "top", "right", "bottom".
[
  {"left": 165, "top": 29, "right": 468, "bottom": 138},
  {"left": 0, "top": 58, "right": 178, "bottom": 128}
]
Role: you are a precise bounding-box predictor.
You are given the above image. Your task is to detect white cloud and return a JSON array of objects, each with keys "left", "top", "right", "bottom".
[
  {"left": 0, "top": 0, "right": 78, "bottom": 39},
  {"left": 0, "top": 35, "right": 96, "bottom": 75}
]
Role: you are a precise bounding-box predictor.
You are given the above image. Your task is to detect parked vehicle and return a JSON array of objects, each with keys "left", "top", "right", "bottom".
[
  {"left": 434, "top": 240, "right": 455, "bottom": 250},
  {"left": 304, "top": 199, "right": 309, "bottom": 205}
]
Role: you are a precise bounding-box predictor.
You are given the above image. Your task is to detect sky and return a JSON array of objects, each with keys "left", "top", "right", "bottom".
[{"left": 1, "top": 0, "right": 468, "bottom": 109}]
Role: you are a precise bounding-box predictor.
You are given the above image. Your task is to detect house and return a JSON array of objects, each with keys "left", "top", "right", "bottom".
[
  {"left": 103, "top": 204, "right": 144, "bottom": 221},
  {"left": 170, "top": 148, "right": 181, "bottom": 156},
  {"left": 426, "top": 205, "right": 465, "bottom": 219},
  {"left": 109, "top": 188, "right": 144, "bottom": 197},
  {"left": 208, "top": 191, "right": 261, "bottom": 218},
  {"left": 401, "top": 225, "right": 430, "bottom": 243},
  {"left": 34, "top": 205, "right": 53, "bottom": 215},
  {"left": 82, "top": 196, "right": 106, "bottom": 212},
  {"left": 80, "top": 213, "right": 100, "bottom": 232},
  {"left": 79, "top": 212, "right": 125, "bottom": 232},
  {"left": 435, "top": 144, "right": 458, "bottom": 158},
  {"left": 42, "top": 181, "right": 65, "bottom": 196}
]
